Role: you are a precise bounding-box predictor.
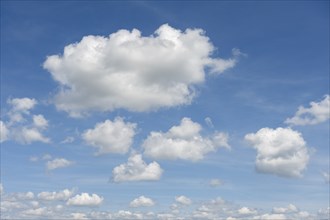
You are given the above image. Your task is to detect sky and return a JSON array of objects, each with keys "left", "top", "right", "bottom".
[{"left": 0, "top": 1, "right": 329, "bottom": 219}]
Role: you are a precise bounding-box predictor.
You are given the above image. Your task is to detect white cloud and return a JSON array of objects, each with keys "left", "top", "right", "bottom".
[
  {"left": 0, "top": 183, "right": 3, "bottom": 195},
  {"left": 273, "top": 204, "right": 298, "bottom": 214},
  {"left": 130, "top": 196, "right": 155, "bottom": 207},
  {"left": 14, "top": 127, "right": 50, "bottom": 144},
  {"left": 32, "top": 114, "right": 48, "bottom": 129},
  {"left": 66, "top": 193, "right": 103, "bottom": 206},
  {"left": 14, "top": 192, "right": 35, "bottom": 200},
  {"left": 143, "top": 117, "right": 230, "bottom": 161},
  {"left": 46, "top": 158, "right": 73, "bottom": 171},
  {"left": 238, "top": 207, "right": 257, "bottom": 215},
  {"left": 61, "top": 136, "right": 75, "bottom": 144},
  {"left": 7, "top": 97, "right": 37, "bottom": 123},
  {"left": 204, "top": 117, "right": 214, "bottom": 128},
  {"left": 82, "top": 117, "right": 136, "bottom": 155},
  {"left": 0, "top": 121, "right": 9, "bottom": 142},
  {"left": 285, "top": 95, "right": 330, "bottom": 126},
  {"left": 322, "top": 172, "right": 329, "bottom": 183},
  {"left": 256, "top": 213, "right": 287, "bottom": 220},
  {"left": 37, "top": 189, "right": 74, "bottom": 201},
  {"left": 245, "top": 127, "right": 310, "bottom": 178},
  {"left": 112, "top": 154, "right": 163, "bottom": 182},
  {"left": 209, "top": 179, "right": 223, "bottom": 187},
  {"left": 43, "top": 24, "right": 239, "bottom": 117},
  {"left": 71, "top": 212, "right": 88, "bottom": 220},
  {"left": 175, "top": 195, "right": 192, "bottom": 205},
  {"left": 22, "top": 207, "right": 52, "bottom": 216}
]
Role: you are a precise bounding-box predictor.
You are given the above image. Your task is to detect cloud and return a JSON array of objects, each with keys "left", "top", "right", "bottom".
[
  {"left": 272, "top": 204, "right": 298, "bottom": 214},
  {"left": 46, "top": 158, "right": 73, "bottom": 171},
  {"left": 142, "top": 117, "right": 230, "bottom": 161},
  {"left": 43, "top": 24, "right": 239, "bottom": 117},
  {"left": 237, "top": 207, "right": 257, "bottom": 215},
  {"left": 130, "top": 196, "right": 155, "bottom": 207},
  {"left": 245, "top": 127, "right": 310, "bottom": 178},
  {"left": 204, "top": 117, "right": 214, "bottom": 128},
  {"left": 66, "top": 193, "right": 103, "bottom": 206},
  {"left": 82, "top": 117, "right": 136, "bottom": 155},
  {"left": 61, "top": 136, "right": 75, "bottom": 144},
  {"left": 209, "top": 179, "right": 223, "bottom": 187},
  {"left": 7, "top": 97, "right": 37, "bottom": 124},
  {"left": 37, "top": 189, "right": 74, "bottom": 201},
  {"left": 0, "top": 121, "right": 9, "bottom": 142},
  {"left": 14, "top": 127, "right": 50, "bottom": 144},
  {"left": 175, "top": 195, "right": 192, "bottom": 205},
  {"left": 322, "top": 172, "right": 330, "bottom": 183},
  {"left": 112, "top": 154, "right": 163, "bottom": 182},
  {"left": 0, "top": 183, "right": 3, "bottom": 195},
  {"left": 285, "top": 95, "right": 330, "bottom": 126},
  {"left": 32, "top": 114, "right": 48, "bottom": 129}
]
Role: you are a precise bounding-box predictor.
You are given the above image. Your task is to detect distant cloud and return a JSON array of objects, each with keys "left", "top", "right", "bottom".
[
  {"left": 285, "top": 95, "right": 330, "bottom": 126},
  {"left": 43, "top": 24, "right": 239, "bottom": 117},
  {"left": 0, "top": 121, "right": 9, "bottom": 142},
  {"left": 112, "top": 154, "right": 163, "bottom": 182},
  {"left": 66, "top": 193, "right": 103, "bottom": 206},
  {"left": 82, "top": 117, "right": 136, "bottom": 155},
  {"left": 130, "top": 196, "right": 155, "bottom": 207},
  {"left": 204, "top": 117, "right": 214, "bottom": 128},
  {"left": 0, "top": 183, "right": 3, "bottom": 195},
  {"left": 32, "top": 114, "right": 48, "bottom": 129},
  {"left": 60, "top": 136, "right": 75, "bottom": 144},
  {"left": 38, "top": 189, "right": 74, "bottom": 201},
  {"left": 46, "top": 158, "right": 73, "bottom": 171},
  {"left": 7, "top": 97, "right": 37, "bottom": 124},
  {"left": 322, "top": 172, "right": 330, "bottom": 183},
  {"left": 245, "top": 127, "right": 310, "bottom": 178},
  {"left": 272, "top": 204, "right": 298, "bottom": 214},
  {"left": 209, "top": 179, "right": 223, "bottom": 187},
  {"left": 14, "top": 127, "right": 50, "bottom": 144},
  {"left": 175, "top": 195, "right": 192, "bottom": 205},
  {"left": 143, "top": 117, "right": 230, "bottom": 161},
  {"left": 238, "top": 207, "right": 258, "bottom": 216}
]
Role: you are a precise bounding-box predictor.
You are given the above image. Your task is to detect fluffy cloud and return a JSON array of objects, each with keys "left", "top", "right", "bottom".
[
  {"left": 0, "top": 121, "right": 9, "bottom": 142},
  {"left": 245, "top": 127, "right": 310, "bottom": 178},
  {"left": 237, "top": 207, "right": 257, "bottom": 215},
  {"left": 143, "top": 117, "right": 230, "bottom": 161},
  {"left": 32, "top": 115, "right": 48, "bottom": 129},
  {"left": 272, "top": 204, "right": 298, "bottom": 214},
  {"left": 285, "top": 95, "right": 330, "bottom": 126},
  {"left": 14, "top": 127, "right": 50, "bottom": 144},
  {"left": 82, "top": 117, "right": 136, "bottom": 155},
  {"left": 37, "top": 189, "right": 74, "bottom": 201},
  {"left": 7, "top": 98, "right": 37, "bottom": 124},
  {"left": 0, "top": 183, "right": 3, "bottom": 195},
  {"left": 175, "top": 195, "right": 192, "bottom": 205},
  {"left": 130, "top": 196, "right": 155, "bottom": 207},
  {"left": 112, "top": 154, "right": 163, "bottom": 182},
  {"left": 46, "top": 158, "right": 73, "bottom": 171},
  {"left": 43, "top": 24, "right": 239, "bottom": 117},
  {"left": 66, "top": 193, "right": 103, "bottom": 206}
]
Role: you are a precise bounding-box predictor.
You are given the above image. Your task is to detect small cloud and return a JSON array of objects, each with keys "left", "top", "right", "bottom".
[
  {"left": 66, "top": 193, "right": 103, "bottom": 206},
  {"left": 175, "top": 195, "right": 192, "bottom": 205},
  {"left": 29, "top": 156, "right": 39, "bottom": 162},
  {"left": 46, "top": 158, "right": 73, "bottom": 171},
  {"left": 60, "top": 136, "right": 75, "bottom": 144},
  {"left": 112, "top": 154, "right": 163, "bottom": 182},
  {"left": 130, "top": 196, "right": 155, "bottom": 207},
  {"left": 209, "top": 179, "right": 223, "bottom": 187},
  {"left": 322, "top": 172, "right": 330, "bottom": 183},
  {"left": 37, "top": 189, "right": 74, "bottom": 201},
  {"left": 204, "top": 117, "right": 214, "bottom": 128}
]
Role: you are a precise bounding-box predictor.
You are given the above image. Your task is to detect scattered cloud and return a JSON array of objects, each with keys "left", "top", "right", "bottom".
[
  {"left": 14, "top": 127, "right": 50, "bottom": 144},
  {"left": 66, "top": 193, "right": 103, "bottom": 206},
  {"left": 175, "top": 195, "right": 192, "bottom": 205},
  {"left": 61, "top": 136, "right": 75, "bottom": 144},
  {"left": 209, "top": 178, "right": 223, "bottom": 187},
  {"left": 43, "top": 24, "right": 239, "bottom": 117},
  {"left": 7, "top": 97, "right": 37, "bottom": 124},
  {"left": 130, "top": 196, "right": 155, "bottom": 207},
  {"left": 285, "top": 95, "right": 330, "bottom": 126},
  {"left": 112, "top": 154, "right": 163, "bottom": 182},
  {"left": 204, "top": 117, "right": 214, "bottom": 128},
  {"left": 46, "top": 158, "right": 73, "bottom": 171},
  {"left": 82, "top": 117, "right": 136, "bottom": 155},
  {"left": 0, "top": 121, "right": 9, "bottom": 142},
  {"left": 322, "top": 172, "right": 330, "bottom": 183},
  {"left": 37, "top": 189, "right": 74, "bottom": 201},
  {"left": 237, "top": 207, "right": 257, "bottom": 216},
  {"left": 272, "top": 204, "right": 298, "bottom": 214},
  {"left": 32, "top": 114, "right": 48, "bottom": 129},
  {"left": 143, "top": 117, "right": 230, "bottom": 161},
  {"left": 245, "top": 127, "right": 310, "bottom": 178},
  {"left": 0, "top": 183, "right": 3, "bottom": 195}
]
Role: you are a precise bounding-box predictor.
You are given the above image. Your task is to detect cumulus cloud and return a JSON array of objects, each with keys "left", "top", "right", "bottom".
[
  {"left": 0, "top": 121, "right": 9, "bottom": 142},
  {"left": 285, "top": 95, "right": 330, "bottom": 126},
  {"left": 237, "top": 207, "right": 257, "bottom": 215},
  {"left": 32, "top": 114, "right": 48, "bottom": 129},
  {"left": 130, "top": 196, "right": 155, "bottom": 207},
  {"left": 66, "top": 193, "right": 103, "bottom": 206},
  {"left": 14, "top": 127, "right": 50, "bottom": 144},
  {"left": 37, "top": 189, "right": 74, "bottom": 201},
  {"left": 7, "top": 98, "right": 37, "bottom": 124},
  {"left": 245, "top": 127, "right": 310, "bottom": 178},
  {"left": 82, "top": 117, "right": 136, "bottom": 155},
  {"left": 46, "top": 158, "right": 73, "bottom": 171},
  {"left": 273, "top": 204, "right": 298, "bottom": 214},
  {"left": 112, "top": 154, "right": 163, "bottom": 182},
  {"left": 143, "top": 117, "right": 230, "bottom": 161},
  {"left": 175, "top": 195, "right": 192, "bottom": 205},
  {"left": 43, "top": 24, "right": 239, "bottom": 117}
]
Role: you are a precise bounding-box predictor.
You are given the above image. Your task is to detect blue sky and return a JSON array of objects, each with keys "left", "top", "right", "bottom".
[{"left": 1, "top": 1, "right": 329, "bottom": 219}]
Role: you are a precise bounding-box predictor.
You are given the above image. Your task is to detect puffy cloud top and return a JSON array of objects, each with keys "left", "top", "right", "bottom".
[
  {"left": 130, "top": 196, "right": 155, "bottom": 207},
  {"left": 143, "top": 117, "right": 230, "bottom": 161},
  {"left": 37, "top": 189, "right": 74, "bottom": 201},
  {"left": 46, "top": 158, "right": 73, "bottom": 171},
  {"left": 66, "top": 193, "right": 103, "bottom": 206},
  {"left": 245, "top": 127, "right": 310, "bottom": 178},
  {"left": 43, "top": 24, "right": 238, "bottom": 117},
  {"left": 112, "top": 154, "right": 163, "bottom": 182},
  {"left": 82, "top": 117, "right": 136, "bottom": 155},
  {"left": 175, "top": 195, "right": 192, "bottom": 205},
  {"left": 285, "top": 95, "right": 330, "bottom": 126}
]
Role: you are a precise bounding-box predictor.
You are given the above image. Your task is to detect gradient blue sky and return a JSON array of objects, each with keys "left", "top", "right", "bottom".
[{"left": 1, "top": 1, "right": 329, "bottom": 219}]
